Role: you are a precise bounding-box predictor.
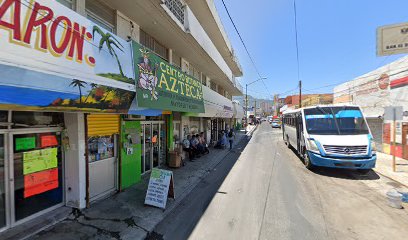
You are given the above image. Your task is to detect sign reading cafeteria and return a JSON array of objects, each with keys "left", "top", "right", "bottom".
[
  {"left": 0, "top": 0, "right": 135, "bottom": 112},
  {"left": 133, "top": 41, "right": 205, "bottom": 113}
]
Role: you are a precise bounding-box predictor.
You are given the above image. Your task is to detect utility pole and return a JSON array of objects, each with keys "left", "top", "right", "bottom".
[
  {"left": 299, "top": 80, "right": 302, "bottom": 108},
  {"left": 254, "top": 99, "right": 257, "bottom": 120},
  {"left": 245, "top": 83, "right": 248, "bottom": 133}
]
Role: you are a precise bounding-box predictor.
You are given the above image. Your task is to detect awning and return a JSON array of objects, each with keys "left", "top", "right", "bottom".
[
  {"left": 233, "top": 101, "right": 244, "bottom": 119},
  {"left": 185, "top": 86, "right": 233, "bottom": 118}
]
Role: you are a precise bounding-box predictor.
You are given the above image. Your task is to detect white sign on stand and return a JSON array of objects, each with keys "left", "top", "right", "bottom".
[{"left": 144, "top": 169, "right": 175, "bottom": 209}]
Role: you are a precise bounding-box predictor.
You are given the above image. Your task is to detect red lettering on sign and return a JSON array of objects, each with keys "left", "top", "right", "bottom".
[
  {"left": 23, "top": 2, "right": 54, "bottom": 49},
  {"left": 0, "top": 0, "right": 21, "bottom": 41},
  {"left": 50, "top": 16, "right": 72, "bottom": 54},
  {"left": 68, "top": 22, "right": 86, "bottom": 61}
]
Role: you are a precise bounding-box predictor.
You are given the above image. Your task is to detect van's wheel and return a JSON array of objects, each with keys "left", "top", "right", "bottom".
[{"left": 303, "top": 152, "right": 314, "bottom": 170}]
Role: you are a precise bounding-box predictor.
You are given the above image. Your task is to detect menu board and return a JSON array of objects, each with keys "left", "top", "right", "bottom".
[
  {"left": 16, "top": 137, "right": 36, "bottom": 151},
  {"left": 24, "top": 168, "right": 59, "bottom": 198},
  {"left": 144, "top": 169, "right": 175, "bottom": 209},
  {"left": 23, "top": 148, "right": 58, "bottom": 175}
]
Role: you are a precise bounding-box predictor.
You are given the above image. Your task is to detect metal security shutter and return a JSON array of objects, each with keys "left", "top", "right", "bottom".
[
  {"left": 367, "top": 118, "right": 383, "bottom": 149},
  {"left": 87, "top": 114, "right": 120, "bottom": 137}
]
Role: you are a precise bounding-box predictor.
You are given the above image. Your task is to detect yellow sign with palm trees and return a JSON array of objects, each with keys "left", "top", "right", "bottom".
[{"left": 0, "top": 0, "right": 135, "bottom": 113}]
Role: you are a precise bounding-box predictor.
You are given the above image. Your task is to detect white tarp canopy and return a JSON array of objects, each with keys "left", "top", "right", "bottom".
[
  {"left": 233, "top": 101, "right": 244, "bottom": 119},
  {"left": 197, "top": 86, "right": 234, "bottom": 118}
]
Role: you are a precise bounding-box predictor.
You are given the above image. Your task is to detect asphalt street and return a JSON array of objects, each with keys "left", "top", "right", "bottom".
[{"left": 149, "top": 122, "right": 408, "bottom": 240}]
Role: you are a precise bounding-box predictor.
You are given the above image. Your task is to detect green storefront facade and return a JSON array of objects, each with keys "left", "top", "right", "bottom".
[{"left": 119, "top": 41, "right": 205, "bottom": 189}]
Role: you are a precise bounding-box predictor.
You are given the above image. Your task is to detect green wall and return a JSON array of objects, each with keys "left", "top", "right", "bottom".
[
  {"left": 120, "top": 120, "right": 142, "bottom": 189},
  {"left": 167, "top": 114, "right": 174, "bottom": 151}
]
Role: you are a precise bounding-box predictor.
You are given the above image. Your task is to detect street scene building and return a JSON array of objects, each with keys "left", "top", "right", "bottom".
[
  {"left": 0, "top": 0, "right": 243, "bottom": 234},
  {"left": 334, "top": 55, "right": 408, "bottom": 159}
]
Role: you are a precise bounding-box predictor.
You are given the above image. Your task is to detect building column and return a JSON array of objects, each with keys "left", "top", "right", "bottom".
[
  {"left": 64, "top": 113, "right": 87, "bottom": 209},
  {"left": 75, "top": 0, "right": 86, "bottom": 17}
]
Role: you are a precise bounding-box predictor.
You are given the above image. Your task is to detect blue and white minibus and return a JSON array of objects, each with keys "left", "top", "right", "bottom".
[{"left": 282, "top": 105, "right": 376, "bottom": 172}]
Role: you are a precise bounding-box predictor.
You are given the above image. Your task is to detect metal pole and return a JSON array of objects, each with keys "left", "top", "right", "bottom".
[
  {"left": 245, "top": 83, "right": 248, "bottom": 134},
  {"left": 299, "top": 80, "right": 302, "bottom": 108},
  {"left": 254, "top": 99, "right": 257, "bottom": 123},
  {"left": 393, "top": 108, "right": 397, "bottom": 172}
]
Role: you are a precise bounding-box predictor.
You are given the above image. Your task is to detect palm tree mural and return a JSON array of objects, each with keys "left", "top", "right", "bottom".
[
  {"left": 93, "top": 26, "right": 125, "bottom": 77},
  {"left": 70, "top": 79, "right": 87, "bottom": 104},
  {"left": 84, "top": 83, "right": 98, "bottom": 103}
]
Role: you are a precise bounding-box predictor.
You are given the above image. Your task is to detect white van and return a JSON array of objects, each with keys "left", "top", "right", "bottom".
[{"left": 282, "top": 105, "right": 376, "bottom": 173}]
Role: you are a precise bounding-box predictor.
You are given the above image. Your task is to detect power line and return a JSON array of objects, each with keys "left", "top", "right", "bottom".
[
  {"left": 220, "top": 0, "right": 272, "bottom": 98},
  {"left": 293, "top": 0, "right": 301, "bottom": 83}
]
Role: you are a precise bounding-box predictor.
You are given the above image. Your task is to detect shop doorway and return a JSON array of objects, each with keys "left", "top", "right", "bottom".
[
  {"left": 141, "top": 121, "right": 166, "bottom": 174},
  {"left": 402, "top": 123, "right": 408, "bottom": 160},
  {"left": 1, "top": 128, "right": 64, "bottom": 232}
]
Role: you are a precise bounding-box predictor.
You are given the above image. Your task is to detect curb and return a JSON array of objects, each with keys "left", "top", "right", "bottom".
[
  {"left": 373, "top": 169, "right": 408, "bottom": 189},
  {"left": 144, "top": 132, "right": 251, "bottom": 237}
]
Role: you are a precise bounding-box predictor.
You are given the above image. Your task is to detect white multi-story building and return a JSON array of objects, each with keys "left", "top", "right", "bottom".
[{"left": 0, "top": 0, "right": 243, "bottom": 235}]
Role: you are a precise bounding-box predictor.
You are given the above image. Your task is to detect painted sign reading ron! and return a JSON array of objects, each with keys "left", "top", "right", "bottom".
[
  {"left": 0, "top": 0, "right": 135, "bottom": 112},
  {"left": 133, "top": 40, "right": 205, "bottom": 113}
]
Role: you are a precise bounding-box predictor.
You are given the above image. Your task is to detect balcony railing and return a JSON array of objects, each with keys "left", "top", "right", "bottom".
[{"left": 164, "top": 0, "right": 185, "bottom": 25}]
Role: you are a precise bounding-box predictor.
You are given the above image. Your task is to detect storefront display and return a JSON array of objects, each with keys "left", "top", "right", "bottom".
[{"left": 86, "top": 114, "right": 119, "bottom": 201}]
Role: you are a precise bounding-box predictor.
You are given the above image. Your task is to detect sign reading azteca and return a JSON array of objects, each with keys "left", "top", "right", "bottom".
[
  {"left": 0, "top": 0, "right": 135, "bottom": 112},
  {"left": 133, "top": 41, "right": 205, "bottom": 113}
]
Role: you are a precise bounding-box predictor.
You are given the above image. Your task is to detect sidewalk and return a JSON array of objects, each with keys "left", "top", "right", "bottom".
[
  {"left": 374, "top": 152, "right": 408, "bottom": 188},
  {"left": 22, "top": 128, "right": 256, "bottom": 240}
]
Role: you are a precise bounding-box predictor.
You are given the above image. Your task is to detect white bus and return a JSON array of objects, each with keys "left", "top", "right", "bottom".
[{"left": 282, "top": 105, "right": 376, "bottom": 173}]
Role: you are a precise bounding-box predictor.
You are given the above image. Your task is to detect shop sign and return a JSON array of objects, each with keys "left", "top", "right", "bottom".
[
  {"left": 144, "top": 168, "right": 175, "bottom": 209},
  {"left": 377, "top": 22, "right": 408, "bottom": 56},
  {"left": 133, "top": 41, "right": 205, "bottom": 113},
  {"left": 0, "top": 0, "right": 135, "bottom": 112},
  {"left": 24, "top": 168, "right": 59, "bottom": 198}
]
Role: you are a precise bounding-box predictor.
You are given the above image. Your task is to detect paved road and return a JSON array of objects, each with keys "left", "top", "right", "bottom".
[{"left": 150, "top": 122, "right": 408, "bottom": 240}]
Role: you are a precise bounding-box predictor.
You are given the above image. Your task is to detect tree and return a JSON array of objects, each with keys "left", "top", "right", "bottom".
[
  {"left": 70, "top": 79, "right": 87, "bottom": 104},
  {"left": 84, "top": 83, "right": 98, "bottom": 103},
  {"left": 93, "top": 26, "right": 125, "bottom": 77}
]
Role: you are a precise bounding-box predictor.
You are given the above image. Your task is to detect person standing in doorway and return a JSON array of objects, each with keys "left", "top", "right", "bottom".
[{"left": 228, "top": 129, "right": 235, "bottom": 150}]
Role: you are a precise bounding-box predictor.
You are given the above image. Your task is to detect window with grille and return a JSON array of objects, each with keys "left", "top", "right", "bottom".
[
  {"left": 57, "top": 0, "right": 75, "bottom": 9},
  {"left": 210, "top": 81, "right": 217, "bottom": 92},
  {"left": 172, "top": 51, "right": 181, "bottom": 68},
  {"left": 164, "top": 0, "right": 185, "bottom": 25},
  {"left": 140, "top": 29, "right": 169, "bottom": 61},
  {"left": 86, "top": 0, "right": 115, "bottom": 33},
  {"left": 201, "top": 73, "right": 207, "bottom": 86}
]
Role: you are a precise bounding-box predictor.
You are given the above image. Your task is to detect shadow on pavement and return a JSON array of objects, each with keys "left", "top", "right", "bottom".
[
  {"left": 145, "top": 134, "right": 252, "bottom": 240},
  {"left": 311, "top": 167, "right": 380, "bottom": 180}
]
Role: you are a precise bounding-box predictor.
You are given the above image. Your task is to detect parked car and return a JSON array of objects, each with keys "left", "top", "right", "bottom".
[{"left": 271, "top": 119, "right": 281, "bottom": 128}]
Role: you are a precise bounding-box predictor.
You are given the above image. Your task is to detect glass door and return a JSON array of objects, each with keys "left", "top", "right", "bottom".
[
  {"left": 143, "top": 124, "right": 152, "bottom": 172},
  {"left": 141, "top": 121, "right": 166, "bottom": 174},
  {"left": 0, "top": 134, "right": 6, "bottom": 229},
  {"left": 12, "top": 131, "right": 63, "bottom": 223},
  {"left": 152, "top": 124, "right": 159, "bottom": 168}
]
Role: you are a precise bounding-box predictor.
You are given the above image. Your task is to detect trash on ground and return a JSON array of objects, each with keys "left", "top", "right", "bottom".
[{"left": 386, "top": 189, "right": 403, "bottom": 209}]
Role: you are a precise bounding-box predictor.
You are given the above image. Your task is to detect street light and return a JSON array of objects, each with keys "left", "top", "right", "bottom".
[{"left": 245, "top": 77, "right": 267, "bottom": 133}]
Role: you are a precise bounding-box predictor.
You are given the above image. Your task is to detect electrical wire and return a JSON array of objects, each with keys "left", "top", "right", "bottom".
[{"left": 220, "top": 0, "right": 272, "bottom": 98}]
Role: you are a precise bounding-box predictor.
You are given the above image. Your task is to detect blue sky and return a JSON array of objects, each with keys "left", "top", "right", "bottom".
[{"left": 215, "top": 0, "right": 408, "bottom": 99}]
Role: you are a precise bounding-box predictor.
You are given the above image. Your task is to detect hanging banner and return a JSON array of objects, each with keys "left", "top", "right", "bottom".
[
  {"left": 0, "top": 0, "right": 135, "bottom": 113},
  {"left": 144, "top": 168, "right": 175, "bottom": 209},
  {"left": 23, "top": 148, "right": 58, "bottom": 175},
  {"left": 24, "top": 168, "right": 59, "bottom": 198},
  {"left": 133, "top": 41, "right": 205, "bottom": 113}
]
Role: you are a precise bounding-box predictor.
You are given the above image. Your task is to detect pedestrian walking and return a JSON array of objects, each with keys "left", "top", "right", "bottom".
[{"left": 228, "top": 129, "right": 235, "bottom": 150}]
